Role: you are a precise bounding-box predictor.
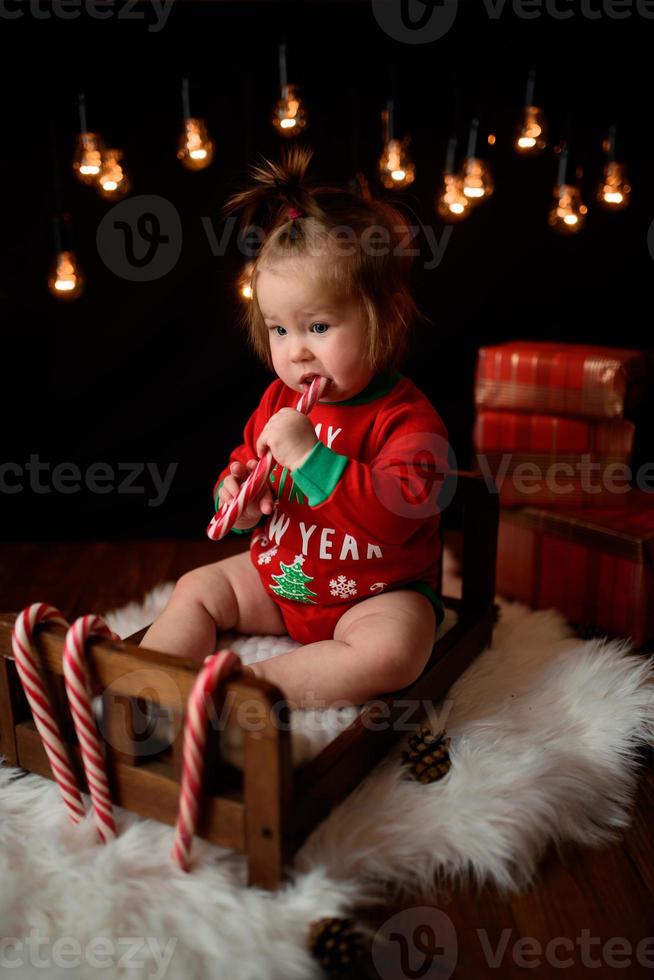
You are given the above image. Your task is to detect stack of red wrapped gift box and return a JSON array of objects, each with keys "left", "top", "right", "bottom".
[{"left": 473, "top": 340, "right": 654, "bottom": 647}]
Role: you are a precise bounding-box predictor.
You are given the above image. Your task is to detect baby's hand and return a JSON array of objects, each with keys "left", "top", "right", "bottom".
[
  {"left": 218, "top": 459, "right": 275, "bottom": 529},
  {"left": 255, "top": 409, "right": 318, "bottom": 471}
]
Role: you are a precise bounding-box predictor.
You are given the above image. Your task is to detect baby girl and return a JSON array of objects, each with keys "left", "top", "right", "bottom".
[{"left": 140, "top": 147, "right": 449, "bottom": 710}]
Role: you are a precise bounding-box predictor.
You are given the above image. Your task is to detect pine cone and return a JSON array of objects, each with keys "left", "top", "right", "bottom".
[
  {"left": 307, "top": 917, "right": 367, "bottom": 976},
  {"left": 401, "top": 728, "right": 452, "bottom": 784}
]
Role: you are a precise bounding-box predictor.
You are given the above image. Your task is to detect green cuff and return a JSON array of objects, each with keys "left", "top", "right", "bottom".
[
  {"left": 291, "top": 441, "right": 349, "bottom": 506},
  {"left": 214, "top": 478, "right": 264, "bottom": 535}
]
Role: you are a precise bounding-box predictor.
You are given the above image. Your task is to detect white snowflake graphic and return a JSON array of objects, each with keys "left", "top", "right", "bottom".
[
  {"left": 257, "top": 546, "right": 278, "bottom": 565},
  {"left": 329, "top": 574, "right": 358, "bottom": 598}
]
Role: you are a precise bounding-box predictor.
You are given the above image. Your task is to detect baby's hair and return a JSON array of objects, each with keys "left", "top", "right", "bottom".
[{"left": 224, "top": 146, "right": 426, "bottom": 375}]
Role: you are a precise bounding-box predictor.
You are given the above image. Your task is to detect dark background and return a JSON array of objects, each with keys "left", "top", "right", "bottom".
[{"left": 1, "top": 0, "right": 652, "bottom": 541}]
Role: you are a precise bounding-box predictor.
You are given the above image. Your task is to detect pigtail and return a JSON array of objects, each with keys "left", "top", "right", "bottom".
[{"left": 223, "top": 146, "right": 323, "bottom": 231}]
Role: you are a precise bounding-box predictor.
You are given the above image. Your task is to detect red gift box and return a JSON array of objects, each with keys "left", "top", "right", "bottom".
[
  {"left": 473, "top": 409, "right": 636, "bottom": 456},
  {"left": 496, "top": 491, "right": 654, "bottom": 647},
  {"left": 475, "top": 452, "right": 632, "bottom": 507},
  {"left": 475, "top": 341, "right": 649, "bottom": 420}
]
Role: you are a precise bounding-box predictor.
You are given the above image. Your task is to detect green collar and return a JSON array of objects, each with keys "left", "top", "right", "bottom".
[{"left": 319, "top": 369, "right": 403, "bottom": 406}]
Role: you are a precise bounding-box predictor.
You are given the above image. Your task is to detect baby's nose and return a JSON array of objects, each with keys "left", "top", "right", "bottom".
[{"left": 290, "top": 339, "right": 314, "bottom": 361}]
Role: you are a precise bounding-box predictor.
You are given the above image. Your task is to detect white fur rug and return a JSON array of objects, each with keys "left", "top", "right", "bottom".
[{"left": 1, "top": 548, "right": 653, "bottom": 980}]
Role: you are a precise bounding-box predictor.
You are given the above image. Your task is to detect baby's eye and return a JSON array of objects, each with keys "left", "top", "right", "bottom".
[
  {"left": 311, "top": 322, "right": 330, "bottom": 334},
  {"left": 270, "top": 325, "right": 286, "bottom": 336}
]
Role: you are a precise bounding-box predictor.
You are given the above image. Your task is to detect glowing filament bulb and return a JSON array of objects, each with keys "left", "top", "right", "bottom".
[
  {"left": 73, "top": 132, "right": 105, "bottom": 184},
  {"left": 272, "top": 84, "right": 307, "bottom": 137},
  {"left": 48, "top": 251, "right": 83, "bottom": 299},
  {"left": 238, "top": 262, "right": 255, "bottom": 301},
  {"left": 515, "top": 106, "right": 547, "bottom": 153},
  {"left": 436, "top": 173, "right": 470, "bottom": 221},
  {"left": 178, "top": 118, "right": 215, "bottom": 170},
  {"left": 462, "top": 157, "right": 494, "bottom": 202},
  {"left": 379, "top": 139, "right": 415, "bottom": 189},
  {"left": 597, "top": 161, "right": 630, "bottom": 210},
  {"left": 548, "top": 183, "right": 588, "bottom": 234},
  {"left": 98, "top": 149, "right": 130, "bottom": 199}
]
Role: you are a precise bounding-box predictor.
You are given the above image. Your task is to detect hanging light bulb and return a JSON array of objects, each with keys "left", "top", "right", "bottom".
[
  {"left": 515, "top": 69, "right": 547, "bottom": 154},
  {"left": 378, "top": 100, "right": 415, "bottom": 189},
  {"left": 272, "top": 84, "right": 307, "bottom": 136},
  {"left": 548, "top": 145, "right": 588, "bottom": 233},
  {"left": 97, "top": 148, "right": 130, "bottom": 199},
  {"left": 597, "top": 126, "right": 630, "bottom": 210},
  {"left": 238, "top": 262, "right": 255, "bottom": 302},
  {"left": 462, "top": 118, "right": 493, "bottom": 203},
  {"left": 272, "top": 44, "right": 307, "bottom": 137},
  {"left": 436, "top": 137, "right": 470, "bottom": 222},
  {"left": 73, "top": 132, "right": 105, "bottom": 183},
  {"left": 49, "top": 250, "right": 84, "bottom": 299},
  {"left": 72, "top": 92, "right": 106, "bottom": 184},
  {"left": 177, "top": 78, "right": 215, "bottom": 170},
  {"left": 48, "top": 215, "right": 83, "bottom": 300}
]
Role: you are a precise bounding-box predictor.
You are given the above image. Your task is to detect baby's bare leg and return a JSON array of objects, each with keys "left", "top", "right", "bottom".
[
  {"left": 139, "top": 550, "right": 287, "bottom": 664},
  {"left": 249, "top": 591, "right": 437, "bottom": 708}
]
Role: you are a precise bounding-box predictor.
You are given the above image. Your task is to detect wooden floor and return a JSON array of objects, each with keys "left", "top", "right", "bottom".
[{"left": 1, "top": 534, "right": 652, "bottom": 979}]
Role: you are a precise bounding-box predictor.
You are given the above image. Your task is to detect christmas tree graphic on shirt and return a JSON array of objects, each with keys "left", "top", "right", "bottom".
[{"left": 270, "top": 554, "right": 318, "bottom": 603}]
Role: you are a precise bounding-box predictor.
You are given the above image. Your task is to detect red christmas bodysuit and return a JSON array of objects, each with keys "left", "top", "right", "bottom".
[{"left": 213, "top": 369, "right": 448, "bottom": 645}]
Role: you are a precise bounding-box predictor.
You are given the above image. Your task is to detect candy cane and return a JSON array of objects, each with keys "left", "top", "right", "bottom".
[
  {"left": 11, "top": 603, "right": 86, "bottom": 823},
  {"left": 62, "top": 614, "right": 121, "bottom": 843},
  {"left": 206, "top": 374, "right": 328, "bottom": 541},
  {"left": 171, "top": 649, "right": 241, "bottom": 872}
]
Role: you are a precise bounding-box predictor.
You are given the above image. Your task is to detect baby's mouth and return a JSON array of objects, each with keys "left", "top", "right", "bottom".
[{"left": 300, "top": 374, "right": 329, "bottom": 387}]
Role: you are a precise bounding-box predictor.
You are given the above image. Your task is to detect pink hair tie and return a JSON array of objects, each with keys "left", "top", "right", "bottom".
[{"left": 288, "top": 207, "right": 302, "bottom": 220}]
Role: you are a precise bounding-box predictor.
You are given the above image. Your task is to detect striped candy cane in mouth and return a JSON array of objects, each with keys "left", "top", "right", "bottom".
[{"left": 206, "top": 375, "right": 329, "bottom": 541}]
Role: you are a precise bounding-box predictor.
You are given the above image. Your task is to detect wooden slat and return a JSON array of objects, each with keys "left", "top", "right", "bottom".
[
  {"left": 15, "top": 721, "right": 246, "bottom": 851},
  {"left": 0, "top": 657, "right": 20, "bottom": 765},
  {"left": 240, "top": 687, "right": 294, "bottom": 889}
]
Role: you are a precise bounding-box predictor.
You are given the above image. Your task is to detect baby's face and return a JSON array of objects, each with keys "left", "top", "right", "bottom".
[{"left": 256, "top": 259, "right": 376, "bottom": 402}]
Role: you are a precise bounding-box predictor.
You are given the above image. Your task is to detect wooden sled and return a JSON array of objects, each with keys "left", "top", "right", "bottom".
[{"left": 0, "top": 470, "right": 498, "bottom": 890}]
